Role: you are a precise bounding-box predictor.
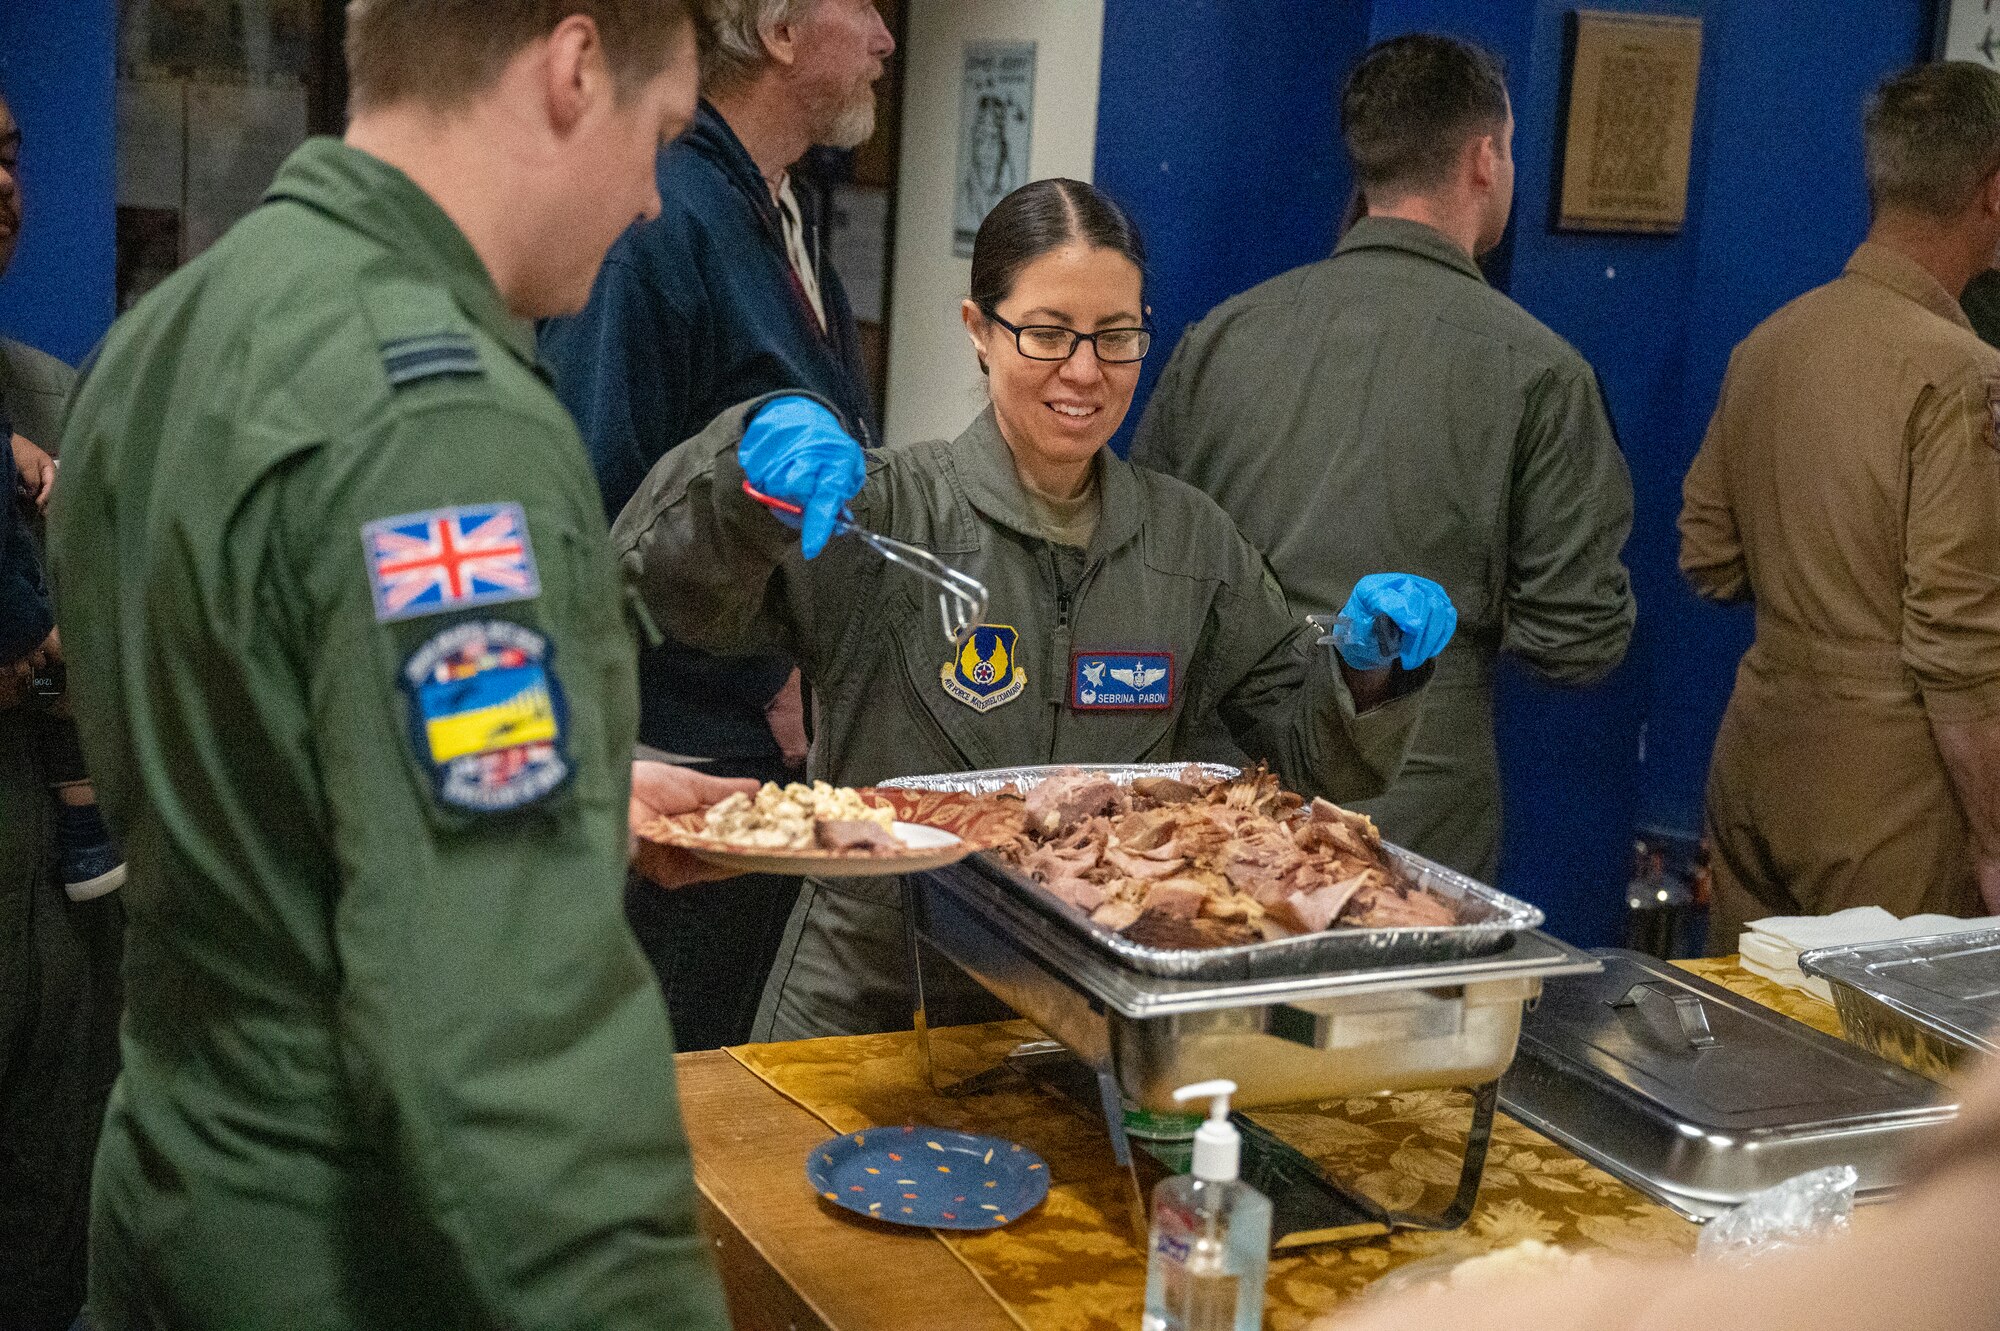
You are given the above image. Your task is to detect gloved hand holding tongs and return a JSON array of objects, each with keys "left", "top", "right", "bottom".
[{"left": 739, "top": 396, "right": 989, "bottom": 644}]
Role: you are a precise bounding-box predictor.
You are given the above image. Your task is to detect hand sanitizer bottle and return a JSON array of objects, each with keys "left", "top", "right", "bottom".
[{"left": 1140, "top": 1080, "right": 1272, "bottom": 1331}]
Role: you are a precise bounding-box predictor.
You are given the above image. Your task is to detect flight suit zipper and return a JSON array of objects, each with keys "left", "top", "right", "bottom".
[
  {"left": 1046, "top": 551, "right": 1102, "bottom": 763},
  {"left": 1045, "top": 547, "right": 1069, "bottom": 762}
]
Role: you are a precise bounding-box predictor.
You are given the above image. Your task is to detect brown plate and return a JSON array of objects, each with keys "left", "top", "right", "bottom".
[{"left": 641, "top": 813, "right": 970, "bottom": 878}]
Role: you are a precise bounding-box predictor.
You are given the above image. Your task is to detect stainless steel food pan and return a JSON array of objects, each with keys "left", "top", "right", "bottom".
[
  {"left": 885, "top": 763, "right": 1544, "bottom": 981},
  {"left": 1800, "top": 930, "right": 2000, "bottom": 1081},
  {"left": 1499, "top": 951, "right": 1959, "bottom": 1220},
  {"left": 909, "top": 855, "right": 1596, "bottom": 1111}
]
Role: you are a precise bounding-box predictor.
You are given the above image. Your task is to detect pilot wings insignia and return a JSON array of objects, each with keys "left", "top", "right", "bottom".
[{"left": 1109, "top": 664, "right": 1166, "bottom": 690}]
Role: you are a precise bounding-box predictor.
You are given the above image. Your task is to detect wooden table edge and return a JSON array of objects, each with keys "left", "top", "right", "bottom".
[{"left": 678, "top": 1048, "right": 1020, "bottom": 1331}]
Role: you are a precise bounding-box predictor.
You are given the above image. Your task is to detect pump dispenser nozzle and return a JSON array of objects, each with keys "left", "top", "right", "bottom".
[{"left": 1172, "top": 1080, "right": 1241, "bottom": 1183}]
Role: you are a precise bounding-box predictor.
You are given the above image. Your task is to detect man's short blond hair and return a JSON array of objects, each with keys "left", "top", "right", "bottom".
[
  {"left": 694, "top": 0, "right": 812, "bottom": 96},
  {"left": 345, "top": 0, "right": 692, "bottom": 113}
]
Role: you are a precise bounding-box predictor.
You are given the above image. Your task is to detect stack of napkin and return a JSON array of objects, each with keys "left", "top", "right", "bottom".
[{"left": 1739, "top": 908, "right": 2000, "bottom": 1001}]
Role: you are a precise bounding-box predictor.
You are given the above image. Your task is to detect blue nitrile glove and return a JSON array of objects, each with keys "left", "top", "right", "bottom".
[
  {"left": 1328, "top": 573, "right": 1457, "bottom": 672},
  {"left": 738, "top": 396, "right": 866, "bottom": 559}
]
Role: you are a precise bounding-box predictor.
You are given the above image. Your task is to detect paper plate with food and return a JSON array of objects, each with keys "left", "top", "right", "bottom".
[{"left": 642, "top": 780, "right": 969, "bottom": 877}]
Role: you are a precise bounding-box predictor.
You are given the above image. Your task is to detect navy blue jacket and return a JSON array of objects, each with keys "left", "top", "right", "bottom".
[
  {"left": 0, "top": 408, "right": 52, "bottom": 665},
  {"left": 540, "top": 102, "right": 875, "bottom": 761}
]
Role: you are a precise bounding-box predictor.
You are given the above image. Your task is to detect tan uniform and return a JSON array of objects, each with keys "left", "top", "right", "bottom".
[{"left": 1681, "top": 242, "right": 2000, "bottom": 948}]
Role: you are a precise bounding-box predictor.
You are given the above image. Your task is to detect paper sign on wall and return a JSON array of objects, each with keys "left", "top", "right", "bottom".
[{"left": 953, "top": 41, "right": 1036, "bottom": 258}]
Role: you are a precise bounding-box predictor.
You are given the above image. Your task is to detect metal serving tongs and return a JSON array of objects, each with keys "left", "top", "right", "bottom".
[{"left": 742, "top": 481, "right": 989, "bottom": 646}]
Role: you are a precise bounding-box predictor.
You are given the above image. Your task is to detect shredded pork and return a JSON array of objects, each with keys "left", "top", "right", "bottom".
[{"left": 991, "top": 767, "right": 1457, "bottom": 946}]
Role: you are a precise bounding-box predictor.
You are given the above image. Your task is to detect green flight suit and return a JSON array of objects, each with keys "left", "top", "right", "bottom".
[
  {"left": 48, "top": 139, "right": 727, "bottom": 1331},
  {"left": 1132, "top": 217, "right": 1636, "bottom": 882},
  {"left": 0, "top": 345, "right": 124, "bottom": 1331},
  {"left": 0, "top": 335, "right": 72, "bottom": 446},
  {"left": 615, "top": 400, "right": 1427, "bottom": 1040}
]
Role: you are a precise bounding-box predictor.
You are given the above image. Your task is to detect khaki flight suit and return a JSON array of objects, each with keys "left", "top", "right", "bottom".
[
  {"left": 1681, "top": 242, "right": 2000, "bottom": 948},
  {"left": 616, "top": 401, "right": 1427, "bottom": 1040},
  {"left": 1133, "top": 217, "right": 1635, "bottom": 883}
]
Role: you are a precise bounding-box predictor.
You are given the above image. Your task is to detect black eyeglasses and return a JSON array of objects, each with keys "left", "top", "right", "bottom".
[{"left": 981, "top": 308, "right": 1152, "bottom": 364}]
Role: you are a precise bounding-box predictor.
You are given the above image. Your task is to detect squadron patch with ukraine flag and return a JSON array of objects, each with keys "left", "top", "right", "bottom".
[
  {"left": 941, "top": 624, "right": 1026, "bottom": 713},
  {"left": 401, "top": 620, "right": 570, "bottom": 813}
]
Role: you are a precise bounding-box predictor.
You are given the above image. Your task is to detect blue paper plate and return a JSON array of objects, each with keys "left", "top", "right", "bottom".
[{"left": 806, "top": 1126, "right": 1049, "bottom": 1230}]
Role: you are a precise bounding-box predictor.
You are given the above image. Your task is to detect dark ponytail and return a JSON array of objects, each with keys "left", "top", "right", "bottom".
[{"left": 969, "top": 178, "right": 1147, "bottom": 314}]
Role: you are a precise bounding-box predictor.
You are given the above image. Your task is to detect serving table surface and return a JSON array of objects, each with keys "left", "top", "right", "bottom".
[{"left": 679, "top": 959, "right": 1850, "bottom": 1331}]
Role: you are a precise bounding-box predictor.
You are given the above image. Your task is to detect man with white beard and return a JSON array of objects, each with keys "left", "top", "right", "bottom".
[{"left": 539, "top": 0, "right": 893, "bottom": 1051}]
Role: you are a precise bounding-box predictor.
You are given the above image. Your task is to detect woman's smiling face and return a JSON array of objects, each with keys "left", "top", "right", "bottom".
[{"left": 963, "top": 242, "right": 1147, "bottom": 480}]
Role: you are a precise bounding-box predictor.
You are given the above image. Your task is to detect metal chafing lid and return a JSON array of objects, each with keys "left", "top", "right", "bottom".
[
  {"left": 1517, "top": 951, "right": 1948, "bottom": 1132},
  {"left": 1801, "top": 929, "right": 2000, "bottom": 1054}
]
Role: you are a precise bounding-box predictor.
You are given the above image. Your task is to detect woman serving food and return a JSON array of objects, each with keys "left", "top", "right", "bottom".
[{"left": 615, "top": 179, "right": 1456, "bottom": 1039}]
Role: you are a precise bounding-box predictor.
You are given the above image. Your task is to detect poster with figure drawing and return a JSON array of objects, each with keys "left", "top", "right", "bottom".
[
  {"left": 954, "top": 41, "right": 1036, "bottom": 258},
  {"left": 1941, "top": 0, "right": 2000, "bottom": 65}
]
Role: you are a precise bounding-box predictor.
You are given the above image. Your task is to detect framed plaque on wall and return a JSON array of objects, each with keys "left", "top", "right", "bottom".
[{"left": 1555, "top": 10, "right": 1704, "bottom": 235}]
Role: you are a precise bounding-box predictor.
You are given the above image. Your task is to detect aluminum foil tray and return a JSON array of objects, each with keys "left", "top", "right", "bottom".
[
  {"left": 1800, "top": 929, "right": 2000, "bottom": 1082},
  {"left": 883, "top": 763, "right": 1545, "bottom": 982}
]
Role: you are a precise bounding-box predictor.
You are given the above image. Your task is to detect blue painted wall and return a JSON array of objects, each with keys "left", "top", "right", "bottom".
[
  {"left": 0, "top": 0, "right": 118, "bottom": 367},
  {"left": 1094, "top": 0, "right": 1373, "bottom": 452},
  {"left": 1097, "top": 0, "right": 1932, "bottom": 945}
]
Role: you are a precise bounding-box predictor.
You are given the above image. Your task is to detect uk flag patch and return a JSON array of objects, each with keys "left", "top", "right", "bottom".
[{"left": 362, "top": 502, "right": 541, "bottom": 623}]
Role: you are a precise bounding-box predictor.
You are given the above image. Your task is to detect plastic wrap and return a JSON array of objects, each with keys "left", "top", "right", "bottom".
[{"left": 1695, "top": 1165, "right": 1857, "bottom": 1263}]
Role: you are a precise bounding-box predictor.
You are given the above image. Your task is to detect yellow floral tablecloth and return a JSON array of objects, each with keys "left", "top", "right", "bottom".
[{"left": 726, "top": 959, "right": 1837, "bottom": 1331}]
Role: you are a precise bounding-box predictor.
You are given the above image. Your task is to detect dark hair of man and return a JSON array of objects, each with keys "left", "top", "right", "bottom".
[
  {"left": 1865, "top": 61, "right": 2000, "bottom": 219},
  {"left": 969, "top": 177, "right": 1147, "bottom": 316},
  {"left": 344, "top": 0, "right": 691, "bottom": 114},
  {"left": 1340, "top": 33, "right": 1509, "bottom": 198}
]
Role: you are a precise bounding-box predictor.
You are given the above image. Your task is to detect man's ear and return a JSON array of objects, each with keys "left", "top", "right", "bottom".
[
  {"left": 544, "top": 15, "right": 607, "bottom": 136},
  {"left": 1467, "top": 132, "right": 1500, "bottom": 192},
  {"left": 761, "top": 12, "right": 802, "bottom": 70},
  {"left": 1982, "top": 167, "right": 2000, "bottom": 221}
]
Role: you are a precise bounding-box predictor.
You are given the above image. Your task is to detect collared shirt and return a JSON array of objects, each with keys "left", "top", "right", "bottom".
[{"left": 1681, "top": 240, "right": 2000, "bottom": 723}]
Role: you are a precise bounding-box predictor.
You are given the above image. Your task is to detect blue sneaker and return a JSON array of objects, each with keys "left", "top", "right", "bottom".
[{"left": 56, "top": 802, "right": 126, "bottom": 902}]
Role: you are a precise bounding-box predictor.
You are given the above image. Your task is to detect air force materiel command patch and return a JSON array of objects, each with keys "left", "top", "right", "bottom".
[
  {"left": 364, "top": 502, "right": 540, "bottom": 622},
  {"left": 942, "top": 624, "right": 1027, "bottom": 712},
  {"left": 401, "top": 620, "right": 570, "bottom": 813},
  {"left": 1072, "top": 651, "right": 1173, "bottom": 710}
]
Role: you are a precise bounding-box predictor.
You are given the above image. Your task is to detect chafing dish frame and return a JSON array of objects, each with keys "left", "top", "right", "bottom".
[{"left": 902, "top": 841, "right": 1598, "bottom": 1247}]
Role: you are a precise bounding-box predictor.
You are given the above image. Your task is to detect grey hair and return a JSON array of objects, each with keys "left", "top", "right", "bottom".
[{"left": 698, "top": 0, "right": 814, "bottom": 94}]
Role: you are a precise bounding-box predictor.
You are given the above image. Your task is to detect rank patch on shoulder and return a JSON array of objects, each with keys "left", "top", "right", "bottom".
[
  {"left": 401, "top": 620, "right": 570, "bottom": 813},
  {"left": 941, "top": 624, "right": 1027, "bottom": 713},
  {"left": 1072, "top": 651, "right": 1173, "bottom": 711},
  {"left": 364, "top": 502, "right": 540, "bottom": 623},
  {"left": 381, "top": 332, "right": 482, "bottom": 387}
]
